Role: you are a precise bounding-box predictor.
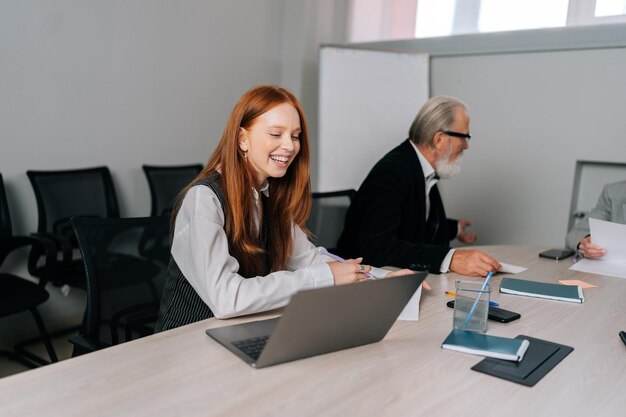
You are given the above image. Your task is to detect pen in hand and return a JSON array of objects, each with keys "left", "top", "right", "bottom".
[{"left": 318, "top": 248, "right": 375, "bottom": 278}]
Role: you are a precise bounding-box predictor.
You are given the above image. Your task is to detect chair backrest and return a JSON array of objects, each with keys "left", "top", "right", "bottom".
[
  {"left": 142, "top": 164, "right": 203, "bottom": 216},
  {"left": 27, "top": 167, "right": 120, "bottom": 236},
  {"left": 0, "top": 173, "right": 14, "bottom": 261},
  {"left": 70, "top": 216, "right": 170, "bottom": 348},
  {"left": 307, "top": 189, "right": 356, "bottom": 250}
]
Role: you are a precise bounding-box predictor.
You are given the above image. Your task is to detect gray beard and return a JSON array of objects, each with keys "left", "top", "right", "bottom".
[{"left": 435, "top": 147, "right": 463, "bottom": 179}]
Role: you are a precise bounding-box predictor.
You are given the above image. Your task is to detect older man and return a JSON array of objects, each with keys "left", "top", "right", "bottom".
[{"left": 336, "top": 96, "right": 500, "bottom": 276}]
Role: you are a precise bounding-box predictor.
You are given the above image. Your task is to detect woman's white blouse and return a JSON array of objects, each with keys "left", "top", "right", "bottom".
[{"left": 171, "top": 185, "right": 336, "bottom": 318}]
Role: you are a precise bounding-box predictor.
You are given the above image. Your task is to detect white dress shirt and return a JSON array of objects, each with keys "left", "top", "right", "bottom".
[
  {"left": 409, "top": 141, "right": 456, "bottom": 273},
  {"left": 171, "top": 185, "right": 389, "bottom": 318}
]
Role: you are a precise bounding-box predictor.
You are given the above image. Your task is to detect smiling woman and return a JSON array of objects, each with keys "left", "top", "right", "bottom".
[
  {"left": 154, "top": 85, "right": 412, "bottom": 332},
  {"left": 238, "top": 102, "right": 302, "bottom": 186}
]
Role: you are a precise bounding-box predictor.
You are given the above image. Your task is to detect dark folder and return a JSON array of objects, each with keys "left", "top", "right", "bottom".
[{"left": 471, "top": 335, "right": 573, "bottom": 386}]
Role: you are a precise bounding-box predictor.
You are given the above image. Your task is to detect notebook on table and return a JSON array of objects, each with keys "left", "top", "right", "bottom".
[
  {"left": 206, "top": 272, "right": 427, "bottom": 368},
  {"left": 441, "top": 329, "right": 530, "bottom": 362},
  {"left": 500, "top": 277, "right": 584, "bottom": 303}
]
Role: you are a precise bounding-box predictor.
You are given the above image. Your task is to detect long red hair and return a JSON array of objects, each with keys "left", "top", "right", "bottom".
[{"left": 173, "top": 85, "right": 311, "bottom": 277}]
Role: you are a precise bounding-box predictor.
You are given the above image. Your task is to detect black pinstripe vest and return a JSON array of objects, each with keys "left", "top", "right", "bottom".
[{"left": 154, "top": 173, "right": 269, "bottom": 332}]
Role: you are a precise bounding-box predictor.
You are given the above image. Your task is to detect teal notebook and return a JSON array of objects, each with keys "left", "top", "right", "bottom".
[
  {"left": 500, "top": 278, "right": 584, "bottom": 303},
  {"left": 441, "top": 330, "right": 530, "bottom": 362}
]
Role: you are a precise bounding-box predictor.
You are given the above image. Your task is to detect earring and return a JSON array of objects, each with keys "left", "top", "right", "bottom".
[{"left": 239, "top": 139, "right": 248, "bottom": 159}]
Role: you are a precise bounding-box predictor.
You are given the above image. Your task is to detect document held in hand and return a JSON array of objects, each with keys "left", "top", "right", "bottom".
[
  {"left": 499, "top": 277, "right": 584, "bottom": 303},
  {"left": 569, "top": 218, "right": 626, "bottom": 279},
  {"left": 441, "top": 329, "right": 530, "bottom": 362}
]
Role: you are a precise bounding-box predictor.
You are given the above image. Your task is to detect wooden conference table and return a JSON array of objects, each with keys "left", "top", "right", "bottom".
[{"left": 1, "top": 246, "right": 625, "bottom": 417}]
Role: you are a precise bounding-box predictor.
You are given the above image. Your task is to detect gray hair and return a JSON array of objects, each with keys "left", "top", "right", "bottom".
[{"left": 408, "top": 96, "right": 468, "bottom": 147}]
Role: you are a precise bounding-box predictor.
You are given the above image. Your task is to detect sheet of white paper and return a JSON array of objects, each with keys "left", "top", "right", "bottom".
[
  {"left": 499, "top": 262, "right": 527, "bottom": 274},
  {"left": 397, "top": 285, "right": 422, "bottom": 321},
  {"left": 570, "top": 258, "right": 626, "bottom": 279},
  {"left": 589, "top": 218, "right": 626, "bottom": 263},
  {"left": 570, "top": 218, "right": 626, "bottom": 279}
]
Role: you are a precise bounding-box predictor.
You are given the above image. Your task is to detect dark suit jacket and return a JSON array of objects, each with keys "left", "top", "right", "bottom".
[{"left": 336, "top": 139, "right": 457, "bottom": 273}]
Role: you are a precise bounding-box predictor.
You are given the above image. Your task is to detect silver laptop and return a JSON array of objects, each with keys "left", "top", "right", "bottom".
[{"left": 205, "top": 272, "right": 427, "bottom": 368}]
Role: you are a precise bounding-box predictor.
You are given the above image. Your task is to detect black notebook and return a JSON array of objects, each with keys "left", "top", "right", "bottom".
[{"left": 471, "top": 335, "right": 573, "bottom": 386}]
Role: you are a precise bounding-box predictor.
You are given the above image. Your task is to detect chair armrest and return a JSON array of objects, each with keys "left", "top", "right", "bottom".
[
  {"left": 29, "top": 232, "right": 74, "bottom": 281},
  {"left": 8, "top": 234, "right": 58, "bottom": 286}
]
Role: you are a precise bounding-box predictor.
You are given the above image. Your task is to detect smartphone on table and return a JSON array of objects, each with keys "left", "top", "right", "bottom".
[
  {"left": 446, "top": 300, "right": 521, "bottom": 323},
  {"left": 539, "top": 249, "right": 575, "bottom": 260}
]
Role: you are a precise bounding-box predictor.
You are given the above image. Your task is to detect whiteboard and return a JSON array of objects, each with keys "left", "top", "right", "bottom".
[{"left": 318, "top": 47, "right": 429, "bottom": 191}]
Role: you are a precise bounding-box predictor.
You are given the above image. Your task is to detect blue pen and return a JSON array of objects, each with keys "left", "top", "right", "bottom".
[
  {"left": 318, "top": 248, "right": 375, "bottom": 278},
  {"left": 462, "top": 271, "right": 494, "bottom": 329},
  {"left": 445, "top": 291, "right": 500, "bottom": 307},
  {"left": 445, "top": 291, "right": 499, "bottom": 307}
]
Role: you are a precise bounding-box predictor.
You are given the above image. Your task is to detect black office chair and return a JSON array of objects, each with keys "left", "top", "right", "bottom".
[
  {"left": 307, "top": 189, "right": 356, "bottom": 251},
  {"left": 26, "top": 166, "right": 120, "bottom": 289},
  {"left": 0, "top": 173, "right": 58, "bottom": 368},
  {"left": 142, "top": 164, "right": 203, "bottom": 216},
  {"left": 69, "top": 216, "right": 170, "bottom": 356}
]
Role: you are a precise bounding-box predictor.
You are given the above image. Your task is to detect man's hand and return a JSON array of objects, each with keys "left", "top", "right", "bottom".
[
  {"left": 577, "top": 235, "right": 606, "bottom": 259},
  {"left": 457, "top": 218, "right": 477, "bottom": 244},
  {"left": 450, "top": 249, "right": 501, "bottom": 277}
]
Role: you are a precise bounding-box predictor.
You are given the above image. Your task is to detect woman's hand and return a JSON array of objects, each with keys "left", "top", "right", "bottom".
[
  {"left": 328, "top": 257, "right": 372, "bottom": 285},
  {"left": 384, "top": 268, "right": 431, "bottom": 290}
]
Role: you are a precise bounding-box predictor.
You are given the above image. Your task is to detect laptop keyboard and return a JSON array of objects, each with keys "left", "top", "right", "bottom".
[{"left": 231, "top": 335, "right": 269, "bottom": 360}]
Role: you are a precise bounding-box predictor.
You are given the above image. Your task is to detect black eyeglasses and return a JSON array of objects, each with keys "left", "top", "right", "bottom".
[{"left": 443, "top": 130, "right": 471, "bottom": 141}]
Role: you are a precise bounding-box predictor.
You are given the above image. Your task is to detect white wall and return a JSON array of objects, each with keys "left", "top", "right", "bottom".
[
  {"left": 347, "top": 0, "right": 417, "bottom": 42},
  {"left": 280, "top": 0, "right": 350, "bottom": 189},
  {"left": 0, "top": 0, "right": 349, "bottom": 348},
  {"left": 1, "top": 0, "right": 351, "bottom": 231},
  {"left": 0, "top": 0, "right": 288, "bottom": 235}
]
